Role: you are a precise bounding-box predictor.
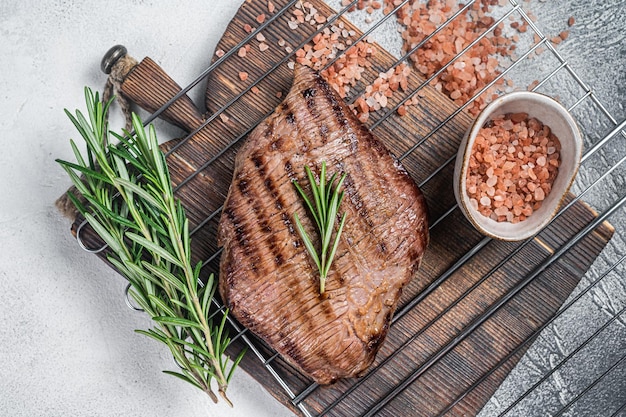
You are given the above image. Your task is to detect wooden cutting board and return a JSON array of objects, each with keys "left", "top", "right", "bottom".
[{"left": 64, "top": 0, "right": 614, "bottom": 415}]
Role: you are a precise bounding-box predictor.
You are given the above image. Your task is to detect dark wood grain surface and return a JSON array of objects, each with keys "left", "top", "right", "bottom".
[{"left": 66, "top": 1, "right": 615, "bottom": 415}]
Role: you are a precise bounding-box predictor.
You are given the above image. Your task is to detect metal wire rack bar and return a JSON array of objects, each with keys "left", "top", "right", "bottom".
[
  {"left": 74, "top": 0, "right": 626, "bottom": 415},
  {"left": 500, "top": 310, "right": 626, "bottom": 417},
  {"left": 167, "top": 0, "right": 363, "bottom": 162},
  {"left": 610, "top": 400, "right": 626, "bottom": 417},
  {"left": 362, "top": 194, "right": 626, "bottom": 417},
  {"left": 176, "top": 0, "right": 476, "bottom": 199},
  {"left": 434, "top": 251, "right": 626, "bottom": 417},
  {"left": 297, "top": 2, "right": 624, "bottom": 415},
  {"left": 287, "top": 1, "right": 626, "bottom": 407},
  {"left": 514, "top": 3, "right": 622, "bottom": 129},
  {"left": 303, "top": 124, "right": 626, "bottom": 413},
  {"left": 148, "top": 0, "right": 302, "bottom": 135},
  {"left": 374, "top": 4, "right": 522, "bottom": 134},
  {"left": 180, "top": 0, "right": 533, "bottom": 248},
  {"left": 209, "top": 295, "right": 315, "bottom": 417}
]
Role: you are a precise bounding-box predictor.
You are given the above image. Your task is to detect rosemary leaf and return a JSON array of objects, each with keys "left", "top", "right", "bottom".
[
  {"left": 125, "top": 286, "right": 157, "bottom": 317},
  {"left": 200, "top": 274, "right": 216, "bottom": 315},
  {"left": 294, "top": 213, "right": 322, "bottom": 270},
  {"left": 57, "top": 159, "right": 112, "bottom": 184},
  {"left": 170, "top": 336, "right": 212, "bottom": 358},
  {"left": 65, "top": 191, "right": 89, "bottom": 218},
  {"left": 153, "top": 316, "right": 203, "bottom": 329},
  {"left": 293, "top": 180, "right": 321, "bottom": 230},
  {"left": 324, "top": 213, "right": 347, "bottom": 279},
  {"left": 113, "top": 177, "right": 163, "bottom": 209},
  {"left": 141, "top": 262, "right": 186, "bottom": 293},
  {"left": 125, "top": 232, "right": 183, "bottom": 267},
  {"left": 83, "top": 212, "right": 125, "bottom": 255},
  {"left": 135, "top": 329, "right": 168, "bottom": 344},
  {"left": 147, "top": 294, "right": 178, "bottom": 318},
  {"left": 227, "top": 348, "right": 247, "bottom": 383},
  {"left": 162, "top": 370, "right": 203, "bottom": 391},
  {"left": 57, "top": 87, "right": 241, "bottom": 406},
  {"left": 292, "top": 161, "right": 347, "bottom": 294}
]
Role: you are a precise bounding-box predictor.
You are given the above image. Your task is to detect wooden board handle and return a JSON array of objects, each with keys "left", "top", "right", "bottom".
[
  {"left": 110, "top": 50, "right": 204, "bottom": 133},
  {"left": 121, "top": 57, "right": 204, "bottom": 133}
]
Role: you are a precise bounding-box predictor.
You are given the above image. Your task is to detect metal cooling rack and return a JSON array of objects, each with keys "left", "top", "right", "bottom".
[{"left": 77, "top": 0, "right": 626, "bottom": 415}]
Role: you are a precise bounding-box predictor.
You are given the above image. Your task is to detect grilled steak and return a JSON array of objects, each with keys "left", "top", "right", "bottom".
[{"left": 217, "top": 64, "right": 429, "bottom": 384}]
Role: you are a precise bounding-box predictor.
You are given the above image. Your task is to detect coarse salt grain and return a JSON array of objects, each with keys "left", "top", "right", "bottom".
[
  {"left": 289, "top": 0, "right": 573, "bottom": 127},
  {"left": 466, "top": 113, "right": 561, "bottom": 223},
  {"left": 294, "top": 4, "right": 378, "bottom": 102},
  {"left": 380, "top": 0, "right": 545, "bottom": 116}
]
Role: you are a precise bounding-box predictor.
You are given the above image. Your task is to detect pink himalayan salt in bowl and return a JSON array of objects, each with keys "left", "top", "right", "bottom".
[{"left": 453, "top": 91, "right": 583, "bottom": 241}]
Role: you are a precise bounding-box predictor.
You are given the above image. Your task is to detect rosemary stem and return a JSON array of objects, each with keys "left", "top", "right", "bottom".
[
  {"left": 165, "top": 194, "right": 232, "bottom": 405},
  {"left": 58, "top": 88, "right": 241, "bottom": 406},
  {"left": 293, "top": 161, "right": 346, "bottom": 294}
]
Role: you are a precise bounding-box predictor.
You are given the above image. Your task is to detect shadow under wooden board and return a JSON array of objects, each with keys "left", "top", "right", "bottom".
[{"left": 62, "top": 0, "right": 614, "bottom": 416}]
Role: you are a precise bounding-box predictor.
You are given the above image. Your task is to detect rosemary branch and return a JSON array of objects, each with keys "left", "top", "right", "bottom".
[
  {"left": 293, "top": 161, "right": 347, "bottom": 294},
  {"left": 56, "top": 87, "right": 244, "bottom": 406}
]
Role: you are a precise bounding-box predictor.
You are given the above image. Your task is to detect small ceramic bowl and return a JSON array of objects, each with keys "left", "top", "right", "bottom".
[{"left": 453, "top": 91, "right": 583, "bottom": 241}]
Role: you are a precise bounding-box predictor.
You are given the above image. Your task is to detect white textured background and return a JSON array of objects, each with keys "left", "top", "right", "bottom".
[{"left": 0, "top": 1, "right": 624, "bottom": 416}]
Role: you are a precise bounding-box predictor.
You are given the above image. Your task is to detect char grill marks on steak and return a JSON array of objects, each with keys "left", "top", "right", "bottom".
[{"left": 217, "top": 64, "right": 429, "bottom": 384}]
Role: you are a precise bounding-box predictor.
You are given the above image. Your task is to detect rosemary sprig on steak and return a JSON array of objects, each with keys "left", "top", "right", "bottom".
[
  {"left": 56, "top": 87, "right": 244, "bottom": 406},
  {"left": 293, "top": 161, "right": 347, "bottom": 294}
]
